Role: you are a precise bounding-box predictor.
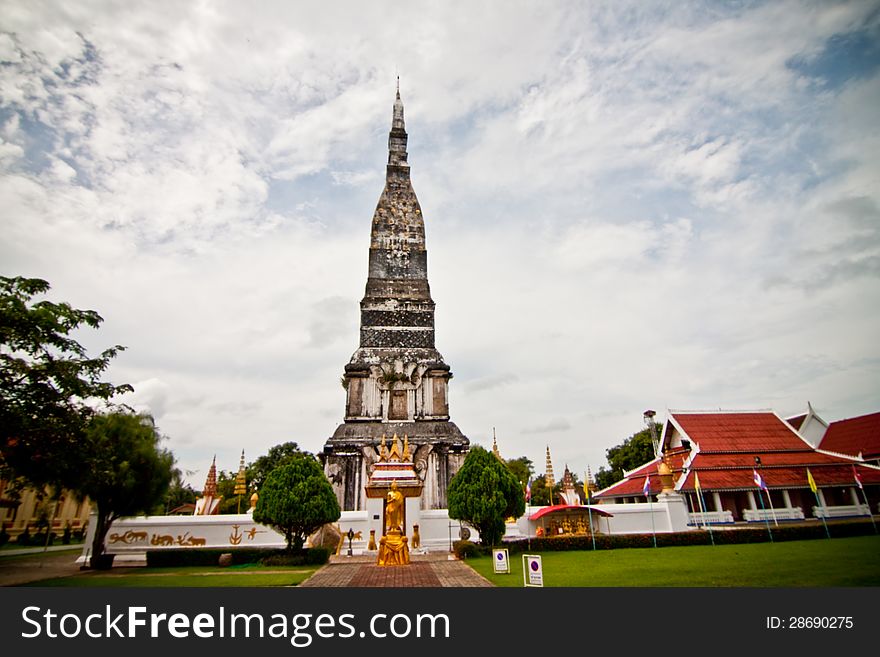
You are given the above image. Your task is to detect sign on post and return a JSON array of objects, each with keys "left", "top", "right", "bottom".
[
  {"left": 522, "top": 554, "right": 543, "bottom": 587},
  {"left": 492, "top": 548, "right": 510, "bottom": 574}
]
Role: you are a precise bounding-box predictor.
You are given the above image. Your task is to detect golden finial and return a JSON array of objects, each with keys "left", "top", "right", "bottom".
[
  {"left": 491, "top": 427, "right": 502, "bottom": 460},
  {"left": 379, "top": 434, "right": 389, "bottom": 462},
  {"left": 388, "top": 433, "right": 402, "bottom": 461},
  {"left": 402, "top": 435, "right": 411, "bottom": 461}
]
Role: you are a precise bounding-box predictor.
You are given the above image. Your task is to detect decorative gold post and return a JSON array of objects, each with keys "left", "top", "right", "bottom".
[{"left": 234, "top": 450, "right": 247, "bottom": 514}]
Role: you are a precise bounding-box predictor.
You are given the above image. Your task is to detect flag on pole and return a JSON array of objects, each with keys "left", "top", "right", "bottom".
[
  {"left": 852, "top": 465, "right": 863, "bottom": 490},
  {"left": 525, "top": 479, "right": 531, "bottom": 502},
  {"left": 807, "top": 468, "right": 817, "bottom": 493},
  {"left": 753, "top": 469, "right": 768, "bottom": 491},
  {"left": 643, "top": 475, "right": 651, "bottom": 497}
]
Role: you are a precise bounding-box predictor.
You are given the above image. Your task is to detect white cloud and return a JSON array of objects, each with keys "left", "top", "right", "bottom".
[{"left": 1, "top": 1, "right": 878, "bottom": 483}]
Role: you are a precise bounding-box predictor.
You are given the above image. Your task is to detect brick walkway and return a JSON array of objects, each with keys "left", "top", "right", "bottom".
[{"left": 299, "top": 554, "right": 493, "bottom": 588}]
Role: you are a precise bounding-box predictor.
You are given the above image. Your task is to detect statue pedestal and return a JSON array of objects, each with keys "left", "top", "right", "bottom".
[{"left": 377, "top": 529, "right": 410, "bottom": 566}]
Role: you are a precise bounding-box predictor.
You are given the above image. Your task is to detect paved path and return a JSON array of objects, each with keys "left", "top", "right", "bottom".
[
  {"left": 2, "top": 549, "right": 492, "bottom": 588},
  {"left": 0, "top": 549, "right": 84, "bottom": 587},
  {"left": 299, "top": 553, "right": 493, "bottom": 587}
]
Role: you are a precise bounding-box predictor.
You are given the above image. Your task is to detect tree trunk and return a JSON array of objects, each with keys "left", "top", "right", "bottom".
[{"left": 90, "top": 509, "right": 114, "bottom": 568}]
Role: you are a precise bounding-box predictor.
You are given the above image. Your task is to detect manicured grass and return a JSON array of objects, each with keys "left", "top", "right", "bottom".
[
  {"left": 22, "top": 564, "right": 319, "bottom": 587},
  {"left": 466, "top": 535, "right": 880, "bottom": 587}
]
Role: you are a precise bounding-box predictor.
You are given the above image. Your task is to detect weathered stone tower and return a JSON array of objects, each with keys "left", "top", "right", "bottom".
[{"left": 321, "top": 87, "right": 469, "bottom": 511}]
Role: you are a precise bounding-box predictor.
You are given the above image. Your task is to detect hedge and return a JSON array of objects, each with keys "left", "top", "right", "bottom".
[
  {"left": 145, "top": 547, "right": 331, "bottom": 568},
  {"left": 485, "top": 518, "right": 879, "bottom": 555}
]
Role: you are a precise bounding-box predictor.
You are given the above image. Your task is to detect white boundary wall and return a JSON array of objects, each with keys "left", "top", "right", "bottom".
[
  {"left": 81, "top": 494, "right": 690, "bottom": 563},
  {"left": 81, "top": 505, "right": 480, "bottom": 562}
]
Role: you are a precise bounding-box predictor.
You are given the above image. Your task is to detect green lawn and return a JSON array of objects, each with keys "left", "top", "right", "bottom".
[
  {"left": 22, "top": 564, "right": 319, "bottom": 587},
  {"left": 466, "top": 535, "right": 880, "bottom": 587}
]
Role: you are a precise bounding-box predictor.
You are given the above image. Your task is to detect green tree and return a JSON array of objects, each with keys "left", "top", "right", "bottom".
[
  {"left": 163, "top": 469, "right": 198, "bottom": 514},
  {"left": 252, "top": 453, "right": 340, "bottom": 552},
  {"left": 594, "top": 423, "right": 658, "bottom": 490},
  {"left": 448, "top": 446, "right": 526, "bottom": 547},
  {"left": 0, "top": 276, "right": 131, "bottom": 488},
  {"left": 504, "top": 456, "right": 533, "bottom": 490},
  {"left": 249, "top": 441, "right": 308, "bottom": 491},
  {"left": 527, "top": 474, "right": 561, "bottom": 506},
  {"left": 73, "top": 412, "right": 175, "bottom": 566}
]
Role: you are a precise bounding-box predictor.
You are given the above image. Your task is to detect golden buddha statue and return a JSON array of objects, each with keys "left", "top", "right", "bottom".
[
  {"left": 377, "top": 481, "right": 410, "bottom": 566},
  {"left": 384, "top": 481, "right": 404, "bottom": 531}
]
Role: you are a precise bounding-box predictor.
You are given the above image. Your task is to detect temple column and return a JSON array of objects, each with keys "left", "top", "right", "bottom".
[{"left": 782, "top": 489, "right": 793, "bottom": 508}]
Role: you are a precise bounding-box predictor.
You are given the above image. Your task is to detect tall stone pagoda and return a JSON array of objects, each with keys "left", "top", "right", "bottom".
[{"left": 321, "top": 86, "right": 470, "bottom": 511}]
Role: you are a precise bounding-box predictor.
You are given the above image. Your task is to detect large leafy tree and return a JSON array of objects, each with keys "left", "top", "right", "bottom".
[
  {"left": 75, "top": 411, "right": 175, "bottom": 565},
  {"left": 448, "top": 446, "right": 526, "bottom": 547},
  {"left": 0, "top": 276, "right": 130, "bottom": 488},
  {"left": 249, "top": 441, "right": 308, "bottom": 491},
  {"left": 594, "top": 423, "right": 658, "bottom": 490},
  {"left": 252, "top": 453, "right": 340, "bottom": 552}
]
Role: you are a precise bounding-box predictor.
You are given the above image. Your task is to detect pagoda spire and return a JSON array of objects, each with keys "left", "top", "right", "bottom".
[
  {"left": 203, "top": 455, "right": 218, "bottom": 497},
  {"left": 545, "top": 446, "right": 555, "bottom": 489},
  {"left": 388, "top": 82, "right": 409, "bottom": 171},
  {"left": 357, "top": 86, "right": 434, "bottom": 352},
  {"left": 491, "top": 427, "right": 502, "bottom": 460}
]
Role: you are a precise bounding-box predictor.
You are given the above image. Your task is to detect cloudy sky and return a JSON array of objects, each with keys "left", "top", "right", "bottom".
[{"left": 2, "top": 1, "right": 879, "bottom": 487}]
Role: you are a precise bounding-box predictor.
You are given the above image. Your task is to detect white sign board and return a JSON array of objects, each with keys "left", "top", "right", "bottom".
[
  {"left": 492, "top": 548, "right": 510, "bottom": 574},
  {"left": 522, "top": 554, "right": 543, "bottom": 587}
]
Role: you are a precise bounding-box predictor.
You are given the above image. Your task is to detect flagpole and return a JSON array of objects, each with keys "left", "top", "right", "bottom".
[
  {"left": 695, "top": 475, "right": 714, "bottom": 547},
  {"left": 858, "top": 485, "right": 877, "bottom": 534},
  {"left": 853, "top": 467, "right": 877, "bottom": 535},
  {"left": 808, "top": 468, "right": 831, "bottom": 539},
  {"left": 811, "top": 488, "right": 831, "bottom": 539},
  {"left": 766, "top": 489, "right": 779, "bottom": 527},
  {"left": 643, "top": 474, "right": 657, "bottom": 548},
  {"left": 585, "top": 470, "right": 596, "bottom": 551},
  {"left": 755, "top": 487, "right": 773, "bottom": 543},
  {"left": 694, "top": 476, "right": 706, "bottom": 529}
]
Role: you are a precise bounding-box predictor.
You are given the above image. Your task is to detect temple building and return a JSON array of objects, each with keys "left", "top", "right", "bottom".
[
  {"left": 1, "top": 481, "right": 91, "bottom": 540},
  {"left": 593, "top": 410, "right": 880, "bottom": 523},
  {"left": 321, "top": 87, "right": 469, "bottom": 511}
]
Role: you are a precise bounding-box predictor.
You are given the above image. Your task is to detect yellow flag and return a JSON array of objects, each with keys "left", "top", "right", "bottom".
[
  {"left": 807, "top": 468, "right": 817, "bottom": 494},
  {"left": 694, "top": 472, "right": 702, "bottom": 492}
]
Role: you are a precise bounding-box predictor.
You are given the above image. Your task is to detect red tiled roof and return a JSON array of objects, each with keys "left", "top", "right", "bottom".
[
  {"left": 593, "top": 409, "right": 880, "bottom": 498},
  {"left": 679, "top": 463, "right": 880, "bottom": 491},
  {"left": 673, "top": 412, "right": 808, "bottom": 452},
  {"left": 529, "top": 505, "right": 613, "bottom": 519},
  {"left": 819, "top": 412, "right": 880, "bottom": 460},
  {"left": 693, "top": 451, "right": 846, "bottom": 469}
]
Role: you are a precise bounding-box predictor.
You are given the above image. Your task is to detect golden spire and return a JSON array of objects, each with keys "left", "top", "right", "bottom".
[
  {"left": 388, "top": 433, "right": 402, "bottom": 462},
  {"left": 379, "top": 434, "right": 389, "bottom": 462},
  {"left": 491, "top": 427, "right": 502, "bottom": 460},
  {"left": 234, "top": 450, "right": 247, "bottom": 513},
  {"left": 402, "top": 435, "right": 411, "bottom": 461}
]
